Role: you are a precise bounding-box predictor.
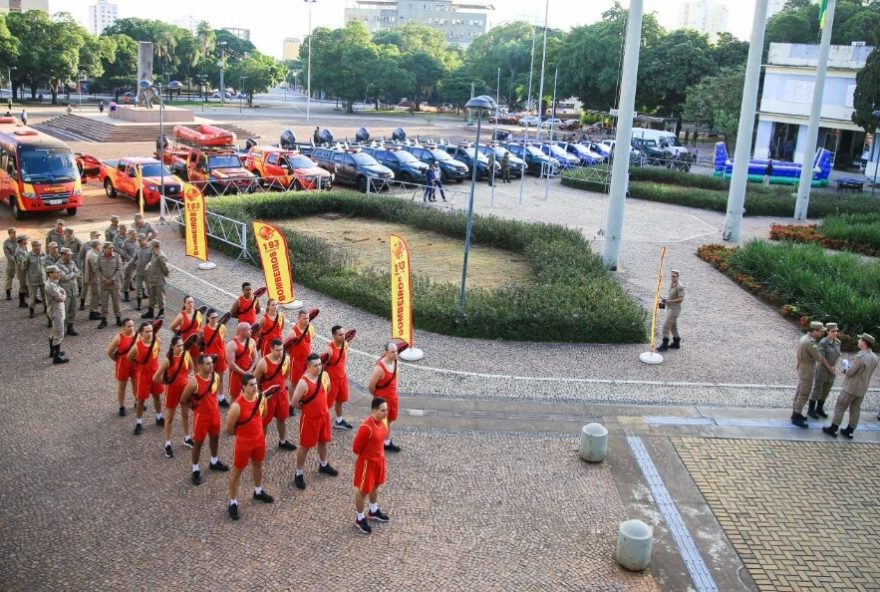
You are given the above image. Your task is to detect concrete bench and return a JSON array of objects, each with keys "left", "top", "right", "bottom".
[{"left": 836, "top": 177, "right": 864, "bottom": 192}]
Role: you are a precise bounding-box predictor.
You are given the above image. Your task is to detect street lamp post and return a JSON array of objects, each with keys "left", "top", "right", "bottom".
[
  {"left": 145, "top": 78, "right": 182, "bottom": 222},
  {"left": 7, "top": 66, "right": 15, "bottom": 105},
  {"left": 239, "top": 76, "right": 247, "bottom": 113},
  {"left": 304, "top": 0, "right": 317, "bottom": 123},
  {"left": 457, "top": 95, "right": 497, "bottom": 323},
  {"left": 217, "top": 41, "right": 228, "bottom": 105},
  {"left": 78, "top": 71, "right": 85, "bottom": 108}
]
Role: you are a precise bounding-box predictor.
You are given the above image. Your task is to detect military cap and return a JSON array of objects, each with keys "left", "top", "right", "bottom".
[
  {"left": 16, "top": 236, "right": 28, "bottom": 244},
  {"left": 45, "top": 265, "right": 60, "bottom": 274},
  {"left": 809, "top": 321, "right": 826, "bottom": 332},
  {"left": 150, "top": 239, "right": 161, "bottom": 247},
  {"left": 31, "top": 240, "right": 41, "bottom": 247},
  {"left": 110, "top": 215, "right": 119, "bottom": 221},
  {"left": 60, "top": 247, "right": 73, "bottom": 255},
  {"left": 63, "top": 227, "right": 74, "bottom": 235},
  {"left": 859, "top": 333, "right": 876, "bottom": 346},
  {"left": 7, "top": 227, "right": 15, "bottom": 233},
  {"left": 47, "top": 241, "right": 58, "bottom": 248},
  {"left": 824, "top": 322, "right": 838, "bottom": 332},
  {"left": 103, "top": 241, "right": 114, "bottom": 248},
  {"left": 55, "top": 219, "right": 65, "bottom": 226},
  {"left": 90, "top": 239, "right": 100, "bottom": 247},
  {"left": 670, "top": 269, "right": 680, "bottom": 276},
  {"left": 90, "top": 231, "right": 101, "bottom": 239}
]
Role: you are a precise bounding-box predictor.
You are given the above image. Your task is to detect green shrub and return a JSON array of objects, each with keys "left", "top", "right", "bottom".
[
  {"left": 819, "top": 212, "right": 880, "bottom": 251},
  {"left": 202, "top": 190, "right": 647, "bottom": 343}
]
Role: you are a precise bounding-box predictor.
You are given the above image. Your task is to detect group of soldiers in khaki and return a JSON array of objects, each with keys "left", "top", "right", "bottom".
[{"left": 3, "top": 214, "right": 169, "bottom": 364}]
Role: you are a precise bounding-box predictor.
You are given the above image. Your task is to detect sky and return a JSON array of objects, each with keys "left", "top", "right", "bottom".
[{"left": 53, "top": 0, "right": 758, "bottom": 59}]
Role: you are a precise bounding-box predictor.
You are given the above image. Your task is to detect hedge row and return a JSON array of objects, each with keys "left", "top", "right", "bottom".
[
  {"left": 202, "top": 191, "right": 647, "bottom": 343},
  {"left": 697, "top": 241, "right": 880, "bottom": 350},
  {"left": 769, "top": 219, "right": 880, "bottom": 257}
]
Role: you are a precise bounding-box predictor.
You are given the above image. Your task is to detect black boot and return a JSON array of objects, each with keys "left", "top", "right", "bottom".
[
  {"left": 5, "top": 289, "right": 10, "bottom": 300},
  {"left": 657, "top": 337, "right": 670, "bottom": 351},
  {"left": 135, "top": 297, "right": 142, "bottom": 311},
  {"left": 49, "top": 339, "right": 54, "bottom": 358},
  {"left": 817, "top": 400, "right": 828, "bottom": 418},
  {"left": 79, "top": 298, "right": 85, "bottom": 311},
  {"left": 141, "top": 308, "right": 154, "bottom": 319},
  {"left": 97, "top": 317, "right": 108, "bottom": 329},
  {"left": 156, "top": 308, "right": 164, "bottom": 319},
  {"left": 123, "top": 291, "right": 130, "bottom": 302},
  {"left": 671, "top": 337, "right": 681, "bottom": 349},
  {"left": 29, "top": 307, "right": 34, "bottom": 318},
  {"left": 116, "top": 316, "right": 122, "bottom": 327},
  {"left": 840, "top": 426, "right": 855, "bottom": 439},
  {"left": 46, "top": 318, "right": 52, "bottom": 328},
  {"left": 18, "top": 292, "right": 26, "bottom": 308},
  {"left": 67, "top": 324, "right": 78, "bottom": 336},
  {"left": 52, "top": 344, "right": 69, "bottom": 365},
  {"left": 807, "top": 400, "right": 819, "bottom": 420},
  {"left": 822, "top": 423, "right": 838, "bottom": 437},
  {"left": 791, "top": 412, "right": 808, "bottom": 428},
  {"left": 88, "top": 311, "right": 100, "bottom": 320}
]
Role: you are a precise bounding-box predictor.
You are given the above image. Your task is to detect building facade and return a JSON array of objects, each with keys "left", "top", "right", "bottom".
[
  {"left": 677, "top": 0, "right": 729, "bottom": 39},
  {"left": 755, "top": 43, "right": 874, "bottom": 173},
  {"left": 345, "top": 0, "right": 494, "bottom": 47},
  {"left": 0, "top": 0, "right": 48, "bottom": 12},
  {"left": 222, "top": 27, "right": 251, "bottom": 42},
  {"left": 87, "top": 0, "right": 118, "bottom": 35},
  {"left": 282, "top": 38, "right": 302, "bottom": 61}
]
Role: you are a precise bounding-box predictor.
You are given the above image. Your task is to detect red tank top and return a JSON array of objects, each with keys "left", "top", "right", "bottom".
[
  {"left": 290, "top": 324, "right": 312, "bottom": 359},
  {"left": 300, "top": 374, "right": 328, "bottom": 418},
  {"left": 135, "top": 338, "right": 160, "bottom": 373},
  {"left": 192, "top": 372, "right": 219, "bottom": 415},
  {"left": 165, "top": 352, "right": 192, "bottom": 387},
  {"left": 235, "top": 395, "right": 264, "bottom": 441},
  {"left": 353, "top": 416, "right": 388, "bottom": 461},
  {"left": 237, "top": 295, "right": 257, "bottom": 325},
  {"left": 261, "top": 354, "right": 289, "bottom": 391},
  {"left": 374, "top": 359, "right": 397, "bottom": 398},
  {"left": 233, "top": 338, "right": 255, "bottom": 372},
  {"left": 259, "top": 313, "right": 283, "bottom": 344},
  {"left": 178, "top": 310, "right": 201, "bottom": 340},
  {"left": 325, "top": 341, "right": 348, "bottom": 378},
  {"left": 201, "top": 325, "right": 225, "bottom": 357},
  {"left": 116, "top": 333, "right": 136, "bottom": 373}
]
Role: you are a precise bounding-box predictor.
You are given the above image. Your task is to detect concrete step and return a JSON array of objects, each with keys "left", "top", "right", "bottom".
[{"left": 34, "top": 114, "right": 259, "bottom": 144}]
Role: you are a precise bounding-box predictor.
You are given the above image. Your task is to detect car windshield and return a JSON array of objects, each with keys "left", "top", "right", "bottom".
[
  {"left": 393, "top": 150, "right": 420, "bottom": 164},
  {"left": 140, "top": 163, "right": 173, "bottom": 177},
  {"left": 208, "top": 155, "right": 243, "bottom": 168},
  {"left": 286, "top": 155, "right": 317, "bottom": 169},
  {"left": 351, "top": 152, "right": 379, "bottom": 166},
  {"left": 429, "top": 149, "right": 454, "bottom": 162},
  {"left": 18, "top": 146, "right": 78, "bottom": 182}
]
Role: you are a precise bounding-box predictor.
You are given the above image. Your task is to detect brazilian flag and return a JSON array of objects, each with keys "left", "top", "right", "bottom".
[{"left": 818, "top": 0, "right": 829, "bottom": 30}]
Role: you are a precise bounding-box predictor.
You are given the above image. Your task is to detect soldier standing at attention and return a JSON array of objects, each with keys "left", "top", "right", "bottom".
[
  {"left": 120, "top": 229, "right": 138, "bottom": 302},
  {"left": 105, "top": 215, "right": 121, "bottom": 243},
  {"left": 132, "top": 213, "right": 157, "bottom": 242},
  {"left": 97, "top": 242, "right": 124, "bottom": 329},
  {"left": 142, "top": 239, "right": 169, "bottom": 319},
  {"left": 500, "top": 151, "right": 511, "bottom": 183},
  {"left": 113, "top": 223, "right": 128, "bottom": 254},
  {"left": 14, "top": 236, "right": 30, "bottom": 308},
  {"left": 81, "top": 236, "right": 102, "bottom": 320},
  {"left": 24, "top": 240, "right": 47, "bottom": 318},
  {"left": 61, "top": 227, "right": 83, "bottom": 303},
  {"left": 823, "top": 334, "right": 878, "bottom": 439},
  {"left": 657, "top": 270, "right": 685, "bottom": 352},
  {"left": 45, "top": 219, "right": 65, "bottom": 250},
  {"left": 808, "top": 322, "right": 841, "bottom": 419},
  {"left": 132, "top": 233, "right": 151, "bottom": 309},
  {"left": 791, "top": 321, "right": 833, "bottom": 428},
  {"left": 45, "top": 266, "right": 69, "bottom": 364},
  {"left": 46, "top": 242, "right": 60, "bottom": 266},
  {"left": 4, "top": 227, "right": 17, "bottom": 301},
  {"left": 56, "top": 248, "right": 81, "bottom": 336}
]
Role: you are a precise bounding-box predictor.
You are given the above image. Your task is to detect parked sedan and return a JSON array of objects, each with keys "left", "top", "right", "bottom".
[
  {"left": 502, "top": 143, "right": 559, "bottom": 176},
  {"left": 537, "top": 143, "right": 579, "bottom": 169},
  {"left": 541, "top": 117, "right": 563, "bottom": 129},
  {"left": 444, "top": 145, "right": 501, "bottom": 179},
  {"left": 519, "top": 115, "right": 541, "bottom": 127},
  {"left": 402, "top": 145, "right": 470, "bottom": 183},
  {"left": 557, "top": 142, "right": 604, "bottom": 166}
]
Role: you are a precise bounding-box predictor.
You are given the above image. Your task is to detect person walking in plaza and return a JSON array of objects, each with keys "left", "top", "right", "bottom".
[
  {"left": 154, "top": 335, "right": 194, "bottom": 458},
  {"left": 127, "top": 321, "right": 165, "bottom": 435},
  {"left": 291, "top": 353, "right": 338, "bottom": 490},
  {"left": 431, "top": 162, "right": 447, "bottom": 201},
  {"left": 180, "top": 354, "right": 230, "bottom": 485},
  {"left": 423, "top": 164, "right": 436, "bottom": 203},
  {"left": 142, "top": 239, "right": 169, "bottom": 320},
  {"left": 120, "top": 229, "right": 138, "bottom": 302},
  {"left": 45, "top": 219, "right": 65, "bottom": 252},
  {"left": 657, "top": 270, "right": 685, "bottom": 352},
  {"left": 323, "top": 325, "right": 354, "bottom": 430},
  {"left": 132, "top": 213, "right": 156, "bottom": 242},
  {"left": 45, "top": 266, "right": 69, "bottom": 365},
  {"left": 97, "top": 242, "right": 124, "bottom": 329},
  {"left": 56, "top": 247, "right": 81, "bottom": 336},
  {"left": 200, "top": 309, "right": 229, "bottom": 408},
  {"left": 14, "top": 236, "right": 29, "bottom": 308},
  {"left": 20, "top": 108, "right": 27, "bottom": 126},
  {"left": 352, "top": 397, "right": 390, "bottom": 534},
  {"left": 808, "top": 322, "right": 842, "bottom": 419},
  {"left": 230, "top": 282, "right": 261, "bottom": 326},
  {"left": 255, "top": 298, "right": 284, "bottom": 356},
  {"left": 486, "top": 151, "right": 496, "bottom": 186},
  {"left": 254, "top": 338, "right": 297, "bottom": 452},
  {"left": 368, "top": 341, "right": 402, "bottom": 452},
  {"left": 823, "top": 334, "right": 878, "bottom": 439},
  {"left": 4, "top": 227, "right": 17, "bottom": 301},
  {"left": 224, "top": 374, "right": 276, "bottom": 520},
  {"left": 132, "top": 233, "right": 151, "bottom": 309},
  {"left": 226, "top": 322, "right": 257, "bottom": 403},
  {"left": 81, "top": 236, "right": 102, "bottom": 320},
  {"left": 500, "top": 151, "right": 511, "bottom": 183},
  {"left": 107, "top": 318, "right": 137, "bottom": 416},
  {"left": 105, "top": 215, "right": 121, "bottom": 243},
  {"left": 791, "top": 321, "right": 834, "bottom": 428},
  {"left": 23, "top": 239, "right": 47, "bottom": 319}
]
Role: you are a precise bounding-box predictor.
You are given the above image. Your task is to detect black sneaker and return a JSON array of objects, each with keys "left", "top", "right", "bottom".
[
  {"left": 355, "top": 517, "right": 372, "bottom": 534},
  {"left": 118, "top": 406, "right": 126, "bottom": 417},
  {"left": 384, "top": 441, "right": 402, "bottom": 452},
  {"left": 294, "top": 473, "right": 306, "bottom": 490},
  {"left": 840, "top": 427, "right": 855, "bottom": 440},
  {"left": 253, "top": 490, "right": 274, "bottom": 504},
  {"left": 368, "top": 508, "right": 390, "bottom": 522},
  {"left": 219, "top": 397, "right": 230, "bottom": 409},
  {"left": 333, "top": 419, "right": 354, "bottom": 430},
  {"left": 164, "top": 443, "right": 174, "bottom": 458},
  {"left": 278, "top": 440, "right": 297, "bottom": 451},
  {"left": 228, "top": 503, "right": 239, "bottom": 521},
  {"left": 790, "top": 414, "right": 808, "bottom": 429},
  {"left": 183, "top": 436, "right": 194, "bottom": 448},
  {"left": 318, "top": 463, "right": 339, "bottom": 477},
  {"left": 191, "top": 470, "right": 202, "bottom": 486},
  {"left": 209, "top": 460, "right": 230, "bottom": 472},
  {"left": 156, "top": 416, "right": 165, "bottom": 427},
  {"left": 133, "top": 423, "right": 143, "bottom": 435}
]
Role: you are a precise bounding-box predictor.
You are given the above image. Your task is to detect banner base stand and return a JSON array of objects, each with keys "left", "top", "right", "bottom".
[
  {"left": 282, "top": 300, "right": 304, "bottom": 310},
  {"left": 399, "top": 347, "right": 424, "bottom": 362},
  {"left": 639, "top": 351, "right": 663, "bottom": 365},
  {"left": 197, "top": 262, "right": 217, "bottom": 270}
]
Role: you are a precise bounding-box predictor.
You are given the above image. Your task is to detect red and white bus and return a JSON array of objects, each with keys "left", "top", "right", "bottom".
[{"left": 0, "top": 117, "right": 83, "bottom": 220}]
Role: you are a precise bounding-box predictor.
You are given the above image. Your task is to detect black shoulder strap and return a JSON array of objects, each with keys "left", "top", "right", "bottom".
[{"left": 299, "top": 370, "right": 324, "bottom": 407}]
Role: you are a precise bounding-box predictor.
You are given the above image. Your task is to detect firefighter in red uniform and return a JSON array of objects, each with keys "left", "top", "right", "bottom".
[
  {"left": 226, "top": 322, "right": 257, "bottom": 402},
  {"left": 290, "top": 353, "right": 338, "bottom": 490},
  {"left": 254, "top": 338, "right": 297, "bottom": 451},
  {"left": 127, "top": 321, "right": 164, "bottom": 435},
  {"left": 368, "top": 342, "right": 402, "bottom": 452},
  {"left": 255, "top": 298, "right": 284, "bottom": 356},
  {"left": 323, "top": 325, "right": 353, "bottom": 430},
  {"left": 352, "top": 397, "right": 390, "bottom": 534},
  {"left": 107, "top": 317, "right": 137, "bottom": 417},
  {"left": 200, "top": 309, "right": 229, "bottom": 407},
  {"left": 180, "top": 354, "right": 230, "bottom": 485},
  {"left": 230, "top": 282, "right": 261, "bottom": 326}
]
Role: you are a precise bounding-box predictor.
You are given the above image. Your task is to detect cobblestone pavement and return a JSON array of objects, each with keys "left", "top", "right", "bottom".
[{"left": 674, "top": 437, "right": 880, "bottom": 592}]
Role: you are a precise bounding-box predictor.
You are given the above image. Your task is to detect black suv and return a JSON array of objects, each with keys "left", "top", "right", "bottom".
[
  {"left": 362, "top": 147, "right": 429, "bottom": 183},
  {"left": 310, "top": 147, "right": 394, "bottom": 192},
  {"left": 401, "top": 145, "right": 469, "bottom": 183}
]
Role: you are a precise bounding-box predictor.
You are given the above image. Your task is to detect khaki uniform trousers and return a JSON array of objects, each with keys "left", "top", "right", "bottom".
[
  {"left": 50, "top": 307, "right": 66, "bottom": 346},
  {"left": 147, "top": 283, "right": 165, "bottom": 311},
  {"left": 662, "top": 307, "right": 681, "bottom": 338},
  {"left": 791, "top": 369, "right": 815, "bottom": 414},
  {"left": 831, "top": 392, "right": 864, "bottom": 429},
  {"left": 99, "top": 279, "right": 122, "bottom": 318}
]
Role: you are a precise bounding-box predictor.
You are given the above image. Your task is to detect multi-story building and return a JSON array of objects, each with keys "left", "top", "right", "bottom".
[
  {"left": 222, "top": 27, "right": 251, "bottom": 42},
  {"left": 0, "top": 0, "right": 48, "bottom": 12},
  {"left": 283, "top": 38, "right": 302, "bottom": 61},
  {"left": 87, "top": 0, "right": 118, "bottom": 35},
  {"left": 345, "top": 0, "right": 495, "bottom": 47},
  {"left": 754, "top": 42, "right": 874, "bottom": 173},
  {"left": 677, "top": 0, "right": 729, "bottom": 40}
]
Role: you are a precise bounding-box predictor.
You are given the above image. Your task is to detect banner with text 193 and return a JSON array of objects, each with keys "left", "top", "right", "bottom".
[
  {"left": 389, "top": 233, "right": 413, "bottom": 347},
  {"left": 252, "top": 221, "right": 295, "bottom": 305},
  {"left": 183, "top": 183, "right": 208, "bottom": 262}
]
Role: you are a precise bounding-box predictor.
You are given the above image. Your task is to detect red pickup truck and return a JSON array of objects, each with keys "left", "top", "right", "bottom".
[
  {"left": 158, "top": 125, "right": 255, "bottom": 195},
  {"left": 243, "top": 145, "right": 332, "bottom": 190},
  {"left": 100, "top": 157, "right": 184, "bottom": 208}
]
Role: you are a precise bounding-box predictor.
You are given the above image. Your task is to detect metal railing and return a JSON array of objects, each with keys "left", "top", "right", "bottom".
[
  {"left": 365, "top": 177, "right": 472, "bottom": 203},
  {"left": 162, "top": 196, "right": 255, "bottom": 262},
  {"left": 175, "top": 174, "right": 330, "bottom": 197}
]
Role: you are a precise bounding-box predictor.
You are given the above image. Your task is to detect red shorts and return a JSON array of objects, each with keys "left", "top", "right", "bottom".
[
  {"left": 233, "top": 437, "right": 266, "bottom": 469},
  {"left": 115, "top": 358, "right": 136, "bottom": 382},
  {"left": 229, "top": 372, "right": 245, "bottom": 401},
  {"left": 193, "top": 410, "right": 221, "bottom": 443},
  {"left": 354, "top": 456, "right": 386, "bottom": 494},
  {"left": 382, "top": 395, "right": 398, "bottom": 422},
  {"left": 209, "top": 353, "right": 227, "bottom": 373},
  {"left": 289, "top": 357, "right": 307, "bottom": 385},
  {"left": 326, "top": 374, "right": 349, "bottom": 407},
  {"left": 135, "top": 372, "right": 163, "bottom": 401},
  {"left": 262, "top": 389, "right": 290, "bottom": 426},
  {"left": 299, "top": 413, "right": 331, "bottom": 448},
  {"left": 165, "top": 381, "right": 187, "bottom": 410}
]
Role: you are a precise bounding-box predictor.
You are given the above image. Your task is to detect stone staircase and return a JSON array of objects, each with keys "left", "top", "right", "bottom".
[{"left": 33, "top": 114, "right": 259, "bottom": 144}]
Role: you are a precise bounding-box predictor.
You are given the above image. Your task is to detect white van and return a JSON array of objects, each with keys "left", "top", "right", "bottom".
[{"left": 631, "top": 128, "right": 689, "bottom": 157}]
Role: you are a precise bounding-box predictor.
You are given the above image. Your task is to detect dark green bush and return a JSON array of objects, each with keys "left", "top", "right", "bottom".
[
  {"left": 820, "top": 212, "right": 880, "bottom": 251},
  {"left": 202, "top": 190, "right": 647, "bottom": 343}
]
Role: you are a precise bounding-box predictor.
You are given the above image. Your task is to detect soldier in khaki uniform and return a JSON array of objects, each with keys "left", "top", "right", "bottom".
[
  {"left": 142, "top": 239, "right": 169, "bottom": 319},
  {"left": 23, "top": 240, "right": 48, "bottom": 318},
  {"left": 823, "top": 334, "right": 878, "bottom": 439},
  {"left": 132, "top": 234, "right": 152, "bottom": 310},
  {"left": 56, "top": 247, "right": 81, "bottom": 336},
  {"left": 808, "top": 322, "right": 841, "bottom": 419},
  {"left": 62, "top": 227, "right": 83, "bottom": 300},
  {"left": 120, "top": 228, "right": 138, "bottom": 302},
  {"left": 97, "top": 241, "right": 124, "bottom": 329},
  {"left": 657, "top": 270, "right": 685, "bottom": 351},
  {"left": 132, "top": 213, "right": 156, "bottom": 242},
  {"left": 45, "top": 265, "right": 69, "bottom": 364},
  {"left": 14, "top": 236, "right": 30, "bottom": 308},
  {"left": 791, "top": 321, "right": 834, "bottom": 427},
  {"left": 46, "top": 242, "right": 60, "bottom": 266},
  {"left": 105, "top": 214, "right": 120, "bottom": 243},
  {"left": 82, "top": 237, "right": 102, "bottom": 320},
  {"left": 4, "top": 227, "right": 17, "bottom": 300},
  {"left": 44, "top": 219, "right": 65, "bottom": 251}
]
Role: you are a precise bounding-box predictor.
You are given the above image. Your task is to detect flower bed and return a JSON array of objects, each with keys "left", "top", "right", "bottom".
[{"left": 769, "top": 214, "right": 880, "bottom": 256}]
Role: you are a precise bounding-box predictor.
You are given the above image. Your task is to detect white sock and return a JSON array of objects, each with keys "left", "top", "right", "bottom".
[
  {"left": 356, "top": 512, "right": 365, "bottom": 521},
  {"left": 165, "top": 440, "right": 171, "bottom": 447},
  {"left": 210, "top": 456, "right": 219, "bottom": 464},
  {"left": 136, "top": 418, "right": 143, "bottom": 425},
  {"left": 369, "top": 502, "right": 378, "bottom": 513},
  {"left": 336, "top": 417, "right": 344, "bottom": 424},
  {"left": 229, "top": 499, "right": 238, "bottom": 506},
  {"left": 295, "top": 469, "right": 303, "bottom": 476},
  {"left": 156, "top": 413, "right": 164, "bottom": 420},
  {"left": 384, "top": 439, "right": 391, "bottom": 445},
  {"left": 320, "top": 460, "right": 328, "bottom": 467},
  {"left": 254, "top": 486, "right": 263, "bottom": 495},
  {"left": 192, "top": 464, "right": 199, "bottom": 472}
]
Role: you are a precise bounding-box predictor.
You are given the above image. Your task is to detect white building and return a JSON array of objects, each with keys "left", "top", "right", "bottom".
[
  {"left": 0, "top": 0, "right": 48, "bottom": 13},
  {"left": 87, "top": 0, "right": 117, "bottom": 35},
  {"left": 345, "top": 0, "right": 495, "bottom": 47},
  {"left": 766, "top": 0, "right": 787, "bottom": 20},
  {"left": 677, "top": 0, "right": 729, "bottom": 39},
  {"left": 754, "top": 42, "right": 874, "bottom": 173}
]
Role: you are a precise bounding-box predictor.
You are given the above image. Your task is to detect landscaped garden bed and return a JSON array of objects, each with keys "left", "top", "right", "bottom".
[{"left": 769, "top": 213, "right": 880, "bottom": 256}]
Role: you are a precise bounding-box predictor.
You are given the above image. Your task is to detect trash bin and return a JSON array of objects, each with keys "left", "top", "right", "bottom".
[
  {"left": 578, "top": 422, "right": 608, "bottom": 463},
  {"left": 616, "top": 519, "right": 653, "bottom": 571}
]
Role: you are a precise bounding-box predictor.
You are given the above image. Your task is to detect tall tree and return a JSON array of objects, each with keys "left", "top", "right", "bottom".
[
  {"left": 851, "top": 48, "right": 880, "bottom": 134},
  {"left": 464, "top": 21, "right": 534, "bottom": 108},
  {"left": 683, "top": 68, "right": 745, "bottom": 146},
  {"left": 227, "top": 52, "right": 285, "bottom": 107},
  {"left": 0, "top": 14, "right": 21, "bottom": 98}
]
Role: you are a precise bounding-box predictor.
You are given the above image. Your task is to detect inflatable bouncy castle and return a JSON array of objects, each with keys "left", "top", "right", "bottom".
[{"left": 713, "top": 142, "right": 831, "bottom": 187}]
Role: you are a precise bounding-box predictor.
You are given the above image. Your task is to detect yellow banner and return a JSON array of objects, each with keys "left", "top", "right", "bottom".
[
  {"left": 252, "top": 221, "right": 295, "bottom": 305},
  {"left": 389, "top": 233, "right": 413, "bottom": 346},
  {"left": 649, "top": 245, "right": 668, "bottom": 352},
  {"left": 183, "top": 183, "right": 208, "bottom": 262}
]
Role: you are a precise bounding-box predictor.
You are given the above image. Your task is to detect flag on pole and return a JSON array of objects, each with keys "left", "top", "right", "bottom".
[
  {"left": 818, "top": 0, "right": 829, "bottom": 29},
  {"left": 182, "top": 182, "right": 208, "bottom": 261},
  {"left": 252, "top": 221, "right": 295, "bottom": 305},
  {"left": 136, "top": 163, "right": 144, "bottom": 216},
  {"left": 648, "top": 246, "right": 668, "bottom": 352},
  {"left": 389, "top": 234, "right": 414, "bottom": 347}
]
